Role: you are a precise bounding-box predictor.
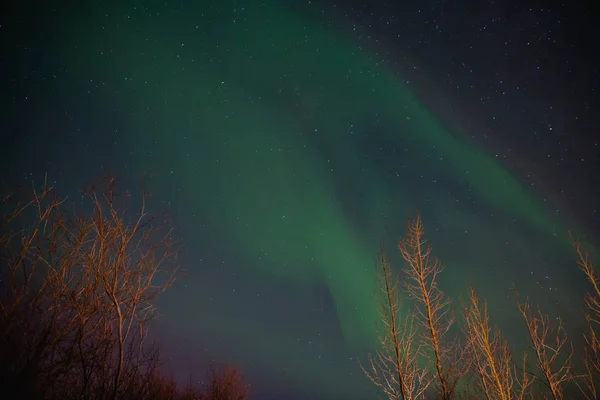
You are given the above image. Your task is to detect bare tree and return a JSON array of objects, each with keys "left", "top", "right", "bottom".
[
  {"left": 463, "top": 286, "right": 533, "bottom": 400},
  {"left": 81, "top": 178, "right": 180, "bottom": 399},
  {"left": 0, "top": 176, "right": 180, "bottom": 400},
  {"left": 515, "top": 290, "right": 573, "bottom": 400},
  {"left": 361, "top": 247, "right": 432, "bottom": 400},
  {"left": 202, "top": 364, "right": 250, "bottom": 400},
  {"left": 397, "top": 214, "right": 468, "bottom": 400},
  {"left": 572, "top": 238, "right": 600, "bottom": 399}
]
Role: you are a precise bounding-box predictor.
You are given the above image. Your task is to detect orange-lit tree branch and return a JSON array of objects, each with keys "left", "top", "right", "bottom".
[
  {"left": 515, "top": 290, "right": 573, "bottom": 400},
  {"left": 398, "top": 214, "right": 468, "bottom": 400},
  {"left": 203, "top": 364, "right": 250, "bottom": 400},
  {"left": 0, "top": 177, "right": 181, "bottom": 400},
  {"left": 464, "top": 286, "right": 533, "bottom": 400},
  {"left": 361, "top": 247, "right": 431, "bottom": 400},
  {"left": 572, "top": 238, "right": 600, "bottom": 399}
]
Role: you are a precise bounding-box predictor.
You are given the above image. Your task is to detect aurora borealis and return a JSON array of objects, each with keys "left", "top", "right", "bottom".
[{"left": 2, "top": 0, "right": 599, "bottom": 399}]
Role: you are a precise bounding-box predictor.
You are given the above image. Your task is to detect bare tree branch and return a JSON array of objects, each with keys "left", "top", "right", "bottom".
[
  {"left": 0, "top": 176, "right": 181, "bottom": 400},
  {"left": 515, "top": 288, "right": 574, "bottom": 400},
  {"left": 398, "top": 214, "right": 469, "bottom": 400},
  {"left": 463, "top": 286, "right": 533, "bottom": 400},
  {"left": 571, "top": 237, "right": 600, "bottom": 399},
  {"left": 360, "top": 246, "right": 432, "bottom": 400}
]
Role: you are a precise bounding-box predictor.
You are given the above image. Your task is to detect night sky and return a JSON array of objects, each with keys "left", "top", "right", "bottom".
[{"left": 2, "top": 0, "right": 599, "bottom": 399}]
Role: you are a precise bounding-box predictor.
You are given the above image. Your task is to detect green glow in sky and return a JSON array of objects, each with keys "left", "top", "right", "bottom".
[{"left": 50, "top": 1, "right": 592, "bottom": 398}]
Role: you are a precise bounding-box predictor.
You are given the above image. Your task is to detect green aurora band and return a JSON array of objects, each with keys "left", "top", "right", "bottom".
[{"left": 50, "top": 0, "right": 596, "bottom": 397}]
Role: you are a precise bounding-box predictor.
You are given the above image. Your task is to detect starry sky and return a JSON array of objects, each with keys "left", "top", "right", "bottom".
[{"left": 1, "top": 0, "right": 599, "bottom": 399}]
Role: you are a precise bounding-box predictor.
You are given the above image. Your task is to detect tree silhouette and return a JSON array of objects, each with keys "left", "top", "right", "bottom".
[
  {"left": 361, "top": 247, "right": 432, "bottom": 400},
  {"left": 203, "top": 364, "right": 250, "bottom": 400},
  {"left": 0, "top": 176, "right": 248, "bottom": 400},
  {"left": 572, "top": 238, "right": 600, "bottom": 399},
  {"left": 515, "top": 289, "right": 573, "bottom": 400},
  {"left": 463, "top": 285, "right": 533, "bottom": 399},
  {"left": 361, "top": 214, "right": 599, "bottom": 400},
  {"left": 398, "top": 215, "right": 469, "bottom": 400}
]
